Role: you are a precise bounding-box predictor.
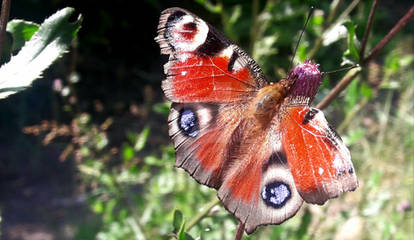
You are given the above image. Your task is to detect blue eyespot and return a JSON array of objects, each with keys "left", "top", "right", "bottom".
[
  {"left": 261, "top": 181, "right": 291, "bottom": 208},
  {"left": 179, "top": 109, "right": 199, "bottom": 137}
]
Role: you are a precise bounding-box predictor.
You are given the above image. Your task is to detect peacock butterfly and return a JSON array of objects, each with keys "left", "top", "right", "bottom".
[{"left": 155, "top": 7, "right": 358, "bottom": 234}]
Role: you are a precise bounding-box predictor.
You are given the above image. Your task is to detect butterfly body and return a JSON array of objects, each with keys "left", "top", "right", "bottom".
[{"left": 156, "top": 7, "right": 358, "bottom": 234}]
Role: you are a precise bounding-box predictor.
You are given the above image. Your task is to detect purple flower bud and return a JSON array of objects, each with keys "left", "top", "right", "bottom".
[
  {"left": 53, "top": 78, "right": 63, "bottom": 92},
  {"left": 288, "top": 60, "right": 322, "bottom": 103}
]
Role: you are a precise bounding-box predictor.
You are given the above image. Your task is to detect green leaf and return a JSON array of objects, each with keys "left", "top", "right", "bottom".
[
  {"left": 295, "top": 208, "right": 312, "bottom": 239},
  {"left": 104, "top": 199, "right": 117, "bottom": 223},
  {"left": 153, "top": 102, "right": 171, "bottom": 116},
  {"left": 6, "top": 20, "right": 39, "bottom": 52},
  {"left": 359, "top": 82, "right": 372, "bottom": 99},
  {"left": 322, "top": 23, "right": 347, "bottom": 46},
  {"left": 173, "top": 210, "right": 184, "bottom": 233},
  {"left": 184, "top": 232, "right": 194, "bottom": 240},
  {"left": 134, "top": 126, "right": 150, "bottom": 152},
  {"left": 342, "top": 21, "right": 360, "bottom": 64},
  {"left": 122, "top": 145, "right": 134, "bottom": 162},
  {"left": 144, "top": 155, "right": 164, "bottom": 167},
  {"left": 228, "top": 5, "right": 242, "bottom": 25},
  {"left": 195, "top": 0, "right": 222, "bottom": 14},
  {"left": 0, "top": 7, "right": 82, "bottom": 99},
  {"left": 345, "top": 77, "right": 359, "bottom": 113},
  {"left": 91, "top": 199, "right": 104, "bottom": 214},
  {"left": 345, "top": 129, "right": 365, "bottom": 145},
  {"left": 178, "top": 222, "right": 192, "bottom": 240}
]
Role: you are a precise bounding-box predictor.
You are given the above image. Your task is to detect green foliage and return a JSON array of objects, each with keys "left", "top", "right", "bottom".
[
  {"left": 0, "top": 7, "right": 82, "bottom": 99},
  {"left": 343, "top": 20, "right": 360, "bottom": 64},
  {"left": 6, "top": 20, "right": 39, "bottom": 52}
]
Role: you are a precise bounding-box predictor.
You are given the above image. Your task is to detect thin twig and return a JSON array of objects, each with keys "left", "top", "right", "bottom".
[
  {"left": 337, "top": 96, "right": 369, "bottom": 133},
  {"left": 359, "top": 0, "right": 379, "bottom": 59},
  {"left": 307, "top": 0, "right": 343, "bottom": 59},
  {"left": 362, "top": 6, "right": 414, "bottom": 65},
  {"left": 308, "top": 0, "right": 361, "bottom": 59},
  {"left": 317, "top": 5, "right": 414, "bottom": 109},
  {"left": 185, "top": 197, "right": 221, "bottom": 231},
  {"left": 316, "top": 67, "right": 361, "bottom": 110},
  {"left": 326, "top": 0, "right": 344, "bottom": 25},
  {"left": 249, "top": 0, "right": 259, "bottom": 54},
  {"left": 234, "top": 221, "right": 245, "bottom": 240},
  {"left": 0, "top": 0, "right": 11, "bottom": 57},
  {"left": 334, "top": 0, "right": 360, "bottom": 27}
]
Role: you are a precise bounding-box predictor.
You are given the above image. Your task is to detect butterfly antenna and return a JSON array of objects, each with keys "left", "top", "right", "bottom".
[
  {"left": 322, "top": 64, "right": 360, "bottom": 75},
  {"left": 289, "top": 6, "right": 315, "bottom": 71}
]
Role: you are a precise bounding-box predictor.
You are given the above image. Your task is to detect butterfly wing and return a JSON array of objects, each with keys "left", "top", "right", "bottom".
[
  {"left": 217, "top": 119, "right": 303, "bottom": 234},
  {"left": 168, "top": 102, "right": 245, "bottom": 187},
  {"left": 155, "top": 7, "right": 267, "bottom": 103},
  {"left": 280, "top": 105, "right": 358, "bottom": 205}
]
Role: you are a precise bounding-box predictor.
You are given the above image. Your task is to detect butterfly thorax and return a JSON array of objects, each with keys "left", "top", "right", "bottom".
[{"left": 252, "top": 78, "right": 294, "bottom": 127}]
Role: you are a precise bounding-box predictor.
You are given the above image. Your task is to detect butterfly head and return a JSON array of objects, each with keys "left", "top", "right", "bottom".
[{"left": 288, "top": 60, "right": 322, "bottom": 103}]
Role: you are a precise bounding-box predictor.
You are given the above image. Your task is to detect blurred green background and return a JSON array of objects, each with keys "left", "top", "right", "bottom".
[{"left": 0, "top": 0, "right": 413, "bottom": 239}]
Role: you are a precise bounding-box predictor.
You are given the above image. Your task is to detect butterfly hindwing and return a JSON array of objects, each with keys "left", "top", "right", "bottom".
[
  {"left": 281, "top": 106, "right": 358, "bottom": 204},
  {"left": 218, "top": 122, "right": 303, "bottom": 234},
  {"left": 155, "top": 7, "right": 267, "bottom": 103}
]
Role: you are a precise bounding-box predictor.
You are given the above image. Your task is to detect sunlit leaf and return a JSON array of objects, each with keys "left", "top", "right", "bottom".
[
  {"left": 144, "top": 155, "right": 164, "bottom": 166},
  {"left": 134, "top": 126, "right": 150, "bottom": 152},
  {"left": 122, "top": 145, "right": 134, "bottom": 162},
  {"left": 91, "top": 199, "right": 104, "bottom": 214},
  {"left": 0, "top": 7, "right": 82, "bottom": 99},
  {"left": 322, "top": 23, "right": 347, "bottom": 46}
]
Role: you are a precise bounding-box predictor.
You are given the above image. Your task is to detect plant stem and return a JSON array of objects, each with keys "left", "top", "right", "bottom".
[
  {"left": 359, "top": 0, "right": 379, "bottom": 59},
  {"left": 337, "top": 97, "right": 369, "bottom": 133},
  {"left": 308, "top": 0, "right": 361, "bottom": 59},
  {"left": 334, "top": 0, "right": 360, "bottom": 27},
  {"left": 317, "top": 5, "right": 414, "bottom": 109},
  {"left": 362, "top": 5, "right": 414, "bottom": 65},
  {"left": 234, "top": 222, "right": 245, "bottom": 240},
  {"left": 0, "top": 0, "right": 11, "bottom": 56},
  {"left": 307, "top": 0, "right": 343, "bottom": 59},
  {"left": 316, "top": 67, "right": 361, "bottom": 110},
  {"left": 250, "top": 0, "right": 259, "bottom": 55},
  {"left": 326, "top": 0, "right": 343, "bottom": 26},
  {"left": 185, "top": 197, "right": 221, "bottom": 231}
]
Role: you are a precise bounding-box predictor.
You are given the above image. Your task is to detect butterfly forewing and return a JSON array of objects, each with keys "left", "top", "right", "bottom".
[
  {"left": 155, "top": 7, "right": 267, "bottom": 103},
  {"left": 280, "top": 106, "right": 358, "bottom": 204}
]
